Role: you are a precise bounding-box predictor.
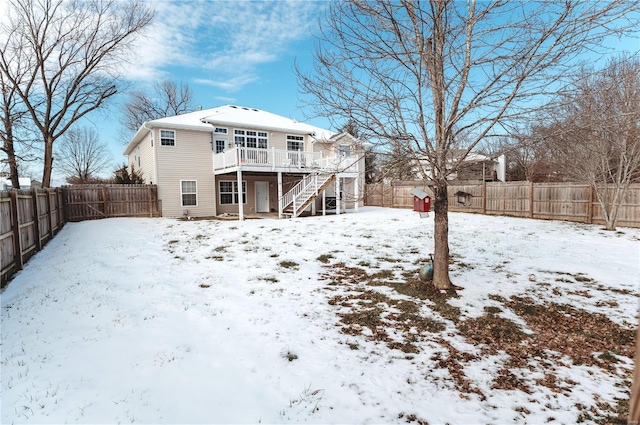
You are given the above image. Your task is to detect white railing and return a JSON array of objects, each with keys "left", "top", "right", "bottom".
[
  {"left": 291, "top": 173, "right": 335, "bottom": 217},
  {"left": 280, "top": 173, "right": 317, "bottom": 212},
  {"left": 318, "top": 155, "right": 359, "bottom": 173},
  {"left": 214, "top": 147, "right": 325, "bottom": 171}
]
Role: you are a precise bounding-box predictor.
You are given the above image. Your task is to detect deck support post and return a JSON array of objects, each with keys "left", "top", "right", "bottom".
[
  {"left": 277, "top": 171, "right": 283, "bottom": 219},
  {"left": 336, "top": 177, "right": 341, "bottom": 215},
  {"left": 237, "top": 168, "right": 244, "bottom": 220},
  {"left": 322, "top": 190, "right": 326, "bottom": 216},
  {"left": 354, "top": 176, "right": 359, "bottom": 213}
]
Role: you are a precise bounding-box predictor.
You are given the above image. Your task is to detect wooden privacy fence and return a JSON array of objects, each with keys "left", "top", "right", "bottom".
[
  {"left": 365, "top": 181, "right": 640, "bottom": 228},
  {"left": 1, "top": 184, "right": 162, "bottom": 286},
  {"left": 1, "top": 188, "right": 65, "bottom": 287},
  {"left": 63, "top": 184, "right": 161, "bottom": 222}
]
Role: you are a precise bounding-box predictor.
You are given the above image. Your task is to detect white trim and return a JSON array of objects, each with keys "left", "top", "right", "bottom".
[
  {"left": 160, "top": 129, "right": 176, "bottom": 146},
  {"left": 255, "top": 181, "right": 270, "bottom": 213},
  {"left": 180, "top": 179, "right": 198, "bottom": 207},
  {"left": 234, "top": 128, "right": 268, "bottom": 149},
  {"left": 218, "top": 179, "right": 247, "bottom": 205}
]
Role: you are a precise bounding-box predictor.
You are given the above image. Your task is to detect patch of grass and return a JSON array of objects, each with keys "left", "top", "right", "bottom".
[
  {"left": 357, "top": 260, "right": 371, "bottom": 267},
  {"left": 282, "top": 350, "right": 298, "bottom": 362},
  {"left": 279, "top": 260, "right": 299, "bottom": 269},
  {"left": 199, "top": 283, "right": 211, "bottom": 288},
  {"left": 376, "top": 256, "right": 402, "bottom": 263},
  {"left": 206, "top": 255, "right": 224, "bottom": 261},
  {"left": 213, "top": 245, "right": 227, "bottom": 252},
  {"left": 369, "top": 269, "right": 394, "bottom": 280},
  {"left": 270, "top": 253, "right": 279, "bottom": 258},
  {"left": 259, "top": 276, "right": 279, "bottom": 283},
  {"left": 317, "top": 254, "right": 334, "bottom": 264}
]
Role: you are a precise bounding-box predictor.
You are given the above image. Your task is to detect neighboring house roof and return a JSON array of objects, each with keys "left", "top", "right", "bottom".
[
  {"left": 124, "top": 105, "right": 335, "bottom": 155},
  {"left": 1, "top": 177, "right": 31, "bottom": 190}
]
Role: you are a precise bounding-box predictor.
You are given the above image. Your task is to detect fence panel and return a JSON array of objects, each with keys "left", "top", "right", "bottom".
[
  {"left": 365, "top": 181, "right": 640, "bottom": 228},
  {"left": 2, "top": 184, "right": 160, "bottom": 287},
  {"left": 63, "top": 184, "right": 161, "bottom": 222},
  {"left": 1, "top": 188, "right": 66, "bottom": 287}
]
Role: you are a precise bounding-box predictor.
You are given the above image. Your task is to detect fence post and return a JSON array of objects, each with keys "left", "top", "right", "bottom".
[
  {"left": 148, "top": 186, "right": 153, "bottom": 217},
  {"left": 45, "top": 188, "right": 54, "bottom": 239},
  {"left": 9, "top": 190, "right": 23, "bottom": 271},
  {"left": 102, "top": 185, "right": 109, "bottom": 218},
  {"left": 587, "top": 185, "right": 594, "bottom": 224},
  {"left": 529, "top": 181, "right": 534, "bottom": 218},
  {"left": 391, "top": 183, "right": 396, "bottom": 208},
  {"left": 482, "top": 181, "right": 487, "bottom": 215},
  {"left": 58, "top": 188, "right": 65, "bottom": 226},
  {"left": 31, "top": 188, "right": 42, "bottom": 251}
]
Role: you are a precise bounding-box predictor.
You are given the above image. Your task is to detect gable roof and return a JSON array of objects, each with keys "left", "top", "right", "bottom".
[{"left": 124, "top": 105, "right": 335, "bottom": 155}]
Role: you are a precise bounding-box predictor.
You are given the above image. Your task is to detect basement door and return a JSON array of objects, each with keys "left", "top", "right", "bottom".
[{"left": 255, "top": 181, "right": 269, "bottom": 213}]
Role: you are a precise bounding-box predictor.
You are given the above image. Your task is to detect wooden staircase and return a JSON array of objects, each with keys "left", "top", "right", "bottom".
[{"left": 280, "top": 172, "right": 336, "bottom": 218}]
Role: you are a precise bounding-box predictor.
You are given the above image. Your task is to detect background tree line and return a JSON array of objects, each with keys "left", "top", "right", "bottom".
[{"left": 1, "top": 0, "right": 196, "bottom": 187}]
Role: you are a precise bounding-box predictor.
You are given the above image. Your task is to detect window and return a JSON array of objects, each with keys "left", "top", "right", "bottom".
[
  {"left": 181, "top": 180, "right": 197, "bottom": 206},
  {"left": 160, "top": 129, "right": 175, "bottom": 146},
  {"left": 214, "top": 139, "right": 226, "bottom": 153},
  {"left": 219, "top": 181, "right": 246, "bottom": 205},
  {"left": 339, "top": 144, "right": 351, "bottom": 157},
  {"left": 287, "top": 135, "right": 304, "bottom": 152},
  {"left": 136, "top": 147, "right": 141, "bottom": 167},
  {"left": 234, "top": 129, "right": 268, "bottom": 148},
  {"left": 214, "top": 127, "right": 228, "bottom": 134},
  {"left": 234, "top": 129, "right": 245, "bottom": 146}
]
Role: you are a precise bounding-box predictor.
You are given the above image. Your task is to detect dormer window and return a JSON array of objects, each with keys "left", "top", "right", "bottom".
[{"left": 339, "top": 144, "right": 351, "bottom": 157}]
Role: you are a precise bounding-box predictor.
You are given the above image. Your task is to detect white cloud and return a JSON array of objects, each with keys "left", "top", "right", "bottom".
[
  {"left": 193, "top": 75, "right": 258, "bottom": 92},
  {"left": 124, "top": 0, "right": 324, "bottom": 91}
]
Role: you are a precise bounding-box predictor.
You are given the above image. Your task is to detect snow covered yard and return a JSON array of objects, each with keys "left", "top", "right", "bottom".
[{"left": 1, "top": 207, "right": 638, "bottom": 424}]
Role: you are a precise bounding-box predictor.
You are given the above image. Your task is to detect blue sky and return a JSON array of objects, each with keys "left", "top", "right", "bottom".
[
  {"left": 61, "top": 1, "right": 639, "bottom": 182},
  {"left": 74, "top": 0, "right": 329, "bottom": 180}
]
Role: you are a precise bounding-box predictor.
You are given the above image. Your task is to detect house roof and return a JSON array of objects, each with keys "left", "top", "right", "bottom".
[
  {"left": 1, "top": 177, "right": 31, "bottom": 188},
  {"left": 124, "top": 105, "right": 335, "bottom": 155}
]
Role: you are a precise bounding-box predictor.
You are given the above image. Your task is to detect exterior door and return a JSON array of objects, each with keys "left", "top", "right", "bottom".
[{"left": 255, "top": 181, "right": 269, "bottom": 213}]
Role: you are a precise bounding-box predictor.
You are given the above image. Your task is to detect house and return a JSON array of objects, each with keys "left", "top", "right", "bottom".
[
  {"left": 420, "top": 151, "right": 506, "bottom": 182},
  {"left": 123, "top": 105, "right": 365, "bottom": 219},
  {"left": 1, "top": 177, "right": 33, "bottom": 191}
]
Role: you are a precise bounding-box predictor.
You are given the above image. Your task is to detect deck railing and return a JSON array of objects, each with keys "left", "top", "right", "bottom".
[{"left": 214, "top": 147, "right": 325, "bottom": 171}]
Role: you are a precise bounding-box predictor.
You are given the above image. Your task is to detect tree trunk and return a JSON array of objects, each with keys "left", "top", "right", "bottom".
[
  {"left": 433, "top": 181, "right": 452, "bottom": 290},
  {"left": 42, "top": 136, "right": 53, "bottom": 188},
  {"left": 4, "top": 132, "right": 20, "bottom": 189}
]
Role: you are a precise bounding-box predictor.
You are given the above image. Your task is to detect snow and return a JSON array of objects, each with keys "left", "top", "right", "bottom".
[
  {"left": 1, "top": 207, "right": 638, "bottom": 424},
  {"left": 124, "top": 105, "right": 334, "bottom": 155}
]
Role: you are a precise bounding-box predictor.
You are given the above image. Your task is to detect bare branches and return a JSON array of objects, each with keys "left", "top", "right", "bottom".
[
  {"left": 542, "top": 56, "right": 640, "bottom": 230},
  {"left": 120, "top": 79, "right": 195, "bottom": 136},
  {"left": 0, "top": 0, "right": 154, "bottom": 187},
  {"left": 297, "top": 0, "right": 640, "bottom": 288},
  {"left": 55, "top": 126, "right": 112, "bottom": 183}
]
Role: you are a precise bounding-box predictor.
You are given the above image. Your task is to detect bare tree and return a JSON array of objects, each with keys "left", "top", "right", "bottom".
[
  {"left": 0, "top": 71, "right": 23, "bottom": 188},
  {"left": 0, "top": 0, "right": 154, "bottom": 187},
  {"left": 0, "top": 71, "right": 41, "bottom": 188},
  {"left": 119, "top": 79, "right": 194, "bottom": 139},
  {"left": 544, "top": 56, "right": 640, "bottom": 230},
  {"left": 56, "top": 126, "right": 112, "bottom": 183},
  {"left": 297, "top": 0, "right": 639, "bottom": 289}
]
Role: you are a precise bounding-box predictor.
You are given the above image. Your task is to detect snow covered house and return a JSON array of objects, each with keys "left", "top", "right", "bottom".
[
  {"left": 419, "top": 151, "right": 506, "bottom": 182},
  {"left": 123, "top": 105, "right": 364, "bottom": 219},
  {"left": 1, "top": 177, "right": 33, "bottom": 191}
]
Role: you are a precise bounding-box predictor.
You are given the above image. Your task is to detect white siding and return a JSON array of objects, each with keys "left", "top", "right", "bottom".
[{"left": 155, "top": 128, "right": 216, "bottom": 218}]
